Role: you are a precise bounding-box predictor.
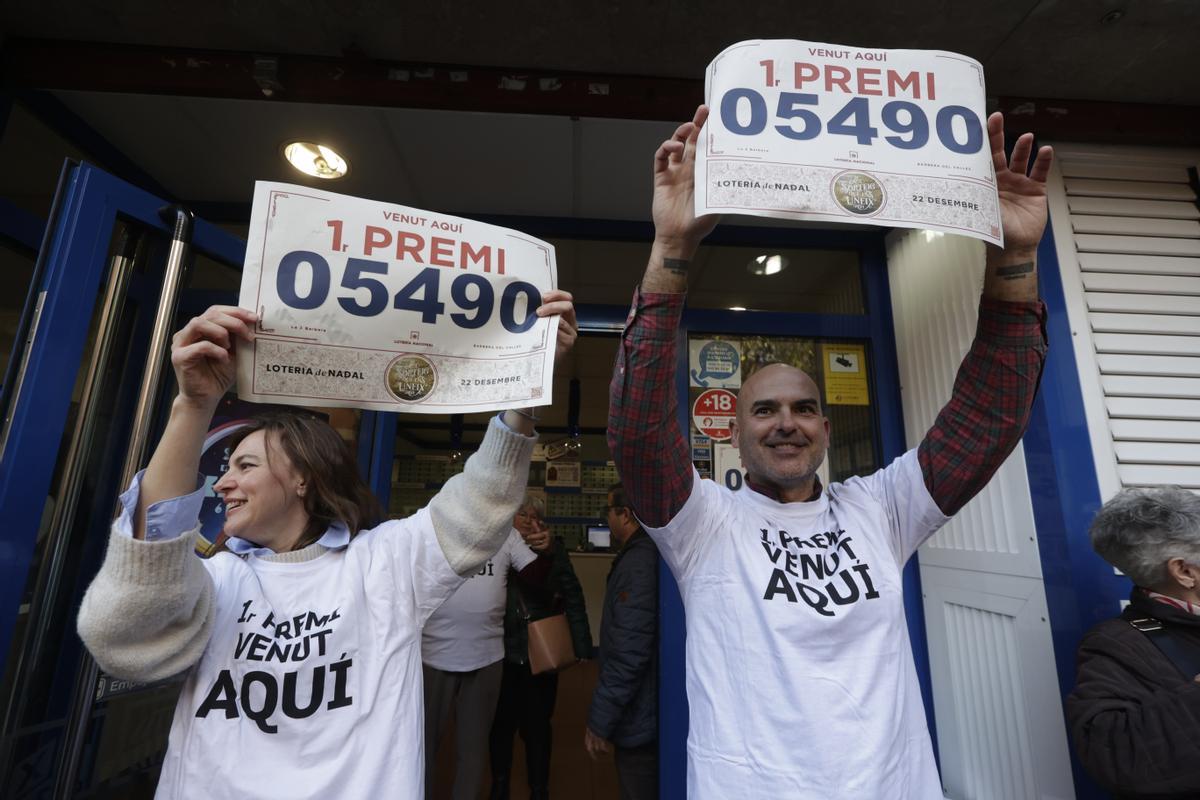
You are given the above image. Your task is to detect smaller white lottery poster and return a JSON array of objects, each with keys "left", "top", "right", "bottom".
[
  {"left": 713, "top": 442, "right": 746, "bottom": 491},
  {"left": 697, "top": 39, "right": 1002, "bottom": 245},
  {"left": 236, "top": 182, "right": 558, "bottom": 413},
  {"left": 713, "top": 442, "right": 830, "bottom": 492},
  {"left": 544, "top": 461, "right": 581, "bottom": 488}
]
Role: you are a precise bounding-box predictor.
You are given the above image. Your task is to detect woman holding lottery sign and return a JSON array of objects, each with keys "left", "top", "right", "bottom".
[{"left": 77, "top": 292, "right": 577, "bottom": 799}]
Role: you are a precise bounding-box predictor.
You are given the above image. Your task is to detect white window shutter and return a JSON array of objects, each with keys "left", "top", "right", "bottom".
[{"left": 1046, "top": 144, "right": 1200, "bottom": 498}]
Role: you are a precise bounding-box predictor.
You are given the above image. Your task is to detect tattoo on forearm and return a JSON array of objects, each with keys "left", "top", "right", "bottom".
[
  {"left": 663, "top": 258, "right": 690, "bottom": 276},
  {"left": 996, "top": 261, "right": 1035, "bottom": 281}
]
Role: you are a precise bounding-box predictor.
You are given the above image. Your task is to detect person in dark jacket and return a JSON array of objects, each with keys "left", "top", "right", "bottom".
[
  {"left": 489, "top": 493, "right": 592, "bottom": 800},
  {"left": 585, "top": 483, "right": 659, "bottom": 800},
  {"left": 1067, "top": 485, "right": 1200, "bottom": 799}
]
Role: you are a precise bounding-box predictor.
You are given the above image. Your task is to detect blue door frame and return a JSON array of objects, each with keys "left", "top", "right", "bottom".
[{"left": 0, "top": 163, "right": 244, "bottom": 664}]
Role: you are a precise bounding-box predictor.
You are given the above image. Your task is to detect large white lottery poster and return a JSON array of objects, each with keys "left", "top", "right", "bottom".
[
  {"left": 697, "top": 39, "right": 1002, "bottom": 245},
  {"left": 236, "top": 182, "right": 558, "bottom": 413}
]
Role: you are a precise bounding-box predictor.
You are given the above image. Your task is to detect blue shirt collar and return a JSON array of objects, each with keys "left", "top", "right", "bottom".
[{"left": 225, "top": 521, "right": 352, "bottom": 557}]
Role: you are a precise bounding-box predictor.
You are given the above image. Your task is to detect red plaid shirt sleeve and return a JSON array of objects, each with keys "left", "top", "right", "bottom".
[
  {"left": 607, "top": 289, "right": 693, "bottom": 527},
  {"left": 918, "top": 297, "right": 1048, "bottom": 516}
]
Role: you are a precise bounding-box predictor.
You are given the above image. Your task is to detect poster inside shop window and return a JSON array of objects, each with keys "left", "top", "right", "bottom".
[
  {"left": 697, "top": 39, "right": 1001, "bottom": 244},
  {"left": 689, "top": 334, "right": 876, "bottom": 485},
  {"left": 544, "top": 461, "right": 581, "bottom": 488},
  {"left": 689, "top": 339, "right": 742, "bottom": 388}
]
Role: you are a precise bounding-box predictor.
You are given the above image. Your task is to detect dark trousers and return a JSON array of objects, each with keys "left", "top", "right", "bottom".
[
  {"left": 615, "top": 741, "right": 658, "bottom": 800},
  {"left": 424, "top": 660, "right": 505, "bottom": 800},
  {"left": 488, "top": 660, "right": 558, "bottom": 797}
]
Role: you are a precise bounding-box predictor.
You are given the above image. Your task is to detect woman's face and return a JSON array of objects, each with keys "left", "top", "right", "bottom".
[
  {"left": 514, "top": 505, "right": 541, "bottom": 537},
  {"left": 214, "top": 430, "right": 309, "bottom": 549}
]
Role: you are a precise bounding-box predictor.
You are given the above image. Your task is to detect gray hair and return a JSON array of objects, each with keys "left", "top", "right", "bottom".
[
  {"left": 1089, "top": 486, "right": 1200, "bottom": 587},
  {"left": 519, "top": 492, "right": 545, "bottom": 517}
]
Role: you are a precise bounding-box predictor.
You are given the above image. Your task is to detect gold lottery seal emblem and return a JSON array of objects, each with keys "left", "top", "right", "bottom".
[
  {"left": 386, "top": 354, "right": 437, "bottom": 403},
  {"left": 832, "top": 172, "right": 885, "bottom": 216}
]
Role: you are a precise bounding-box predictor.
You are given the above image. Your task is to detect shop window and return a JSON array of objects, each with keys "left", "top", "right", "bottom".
[
  {"left": 389, "top": 334, "right": 619, "bottom": 551},
  {"left": 549, "top": 237, "right": 864, "bottom": 314}
]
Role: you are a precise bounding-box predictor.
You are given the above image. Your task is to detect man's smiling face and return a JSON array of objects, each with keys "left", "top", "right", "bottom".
[{"left": 730, "top": 364, "right": 830, "bottom": 502}]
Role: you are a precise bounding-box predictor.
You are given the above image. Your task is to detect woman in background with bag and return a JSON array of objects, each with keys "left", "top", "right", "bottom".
[{"left": 489, "top": 494, "right": 591, "bottom": 800}]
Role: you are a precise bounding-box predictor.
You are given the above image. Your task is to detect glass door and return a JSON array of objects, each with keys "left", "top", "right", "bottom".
[{"left": 0, "top": 162, "right": 243, "bottom": 798}]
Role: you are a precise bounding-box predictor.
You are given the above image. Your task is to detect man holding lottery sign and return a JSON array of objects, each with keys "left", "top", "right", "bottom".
[{"left": 608, "top": 98, "right": 1051, "bottom": 798}]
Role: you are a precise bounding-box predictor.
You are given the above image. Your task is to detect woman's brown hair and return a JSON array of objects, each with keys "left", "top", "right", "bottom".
[{"left": 228, "top": 411, "right": 382, "bottom": 550}]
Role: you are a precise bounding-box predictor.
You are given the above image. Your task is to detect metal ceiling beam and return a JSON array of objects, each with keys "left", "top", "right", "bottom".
[
  {"left": 2, "top": 38, "right": 703, "bottom": 121},
  {"left": 6, "top": 39, "right": 1199, "bottom": 143}
]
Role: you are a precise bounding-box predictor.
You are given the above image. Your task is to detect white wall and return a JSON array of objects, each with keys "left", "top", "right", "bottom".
[{"left": 886, "top": 229, "right": 1074, "bottom": 800}]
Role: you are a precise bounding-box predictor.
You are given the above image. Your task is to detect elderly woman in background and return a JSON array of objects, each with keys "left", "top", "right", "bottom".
[
  {"left": 489, "top": 494, "right": 591, "bottom": 800},
  {"left": 1067, "top": 486, "right": 1200, "bottom": 800}
]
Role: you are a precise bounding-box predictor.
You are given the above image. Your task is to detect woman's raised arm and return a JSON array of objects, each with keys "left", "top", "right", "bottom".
[{"left": 134, "top": 306, "right": 257, "bottom": 538}]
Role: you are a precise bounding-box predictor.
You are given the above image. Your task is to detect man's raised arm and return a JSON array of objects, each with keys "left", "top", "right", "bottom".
[
  {"left": 918, "top": 113, "right": 1054, "bottom": 516},
  {"left": 607, "top": 106, "right": 719, "bottom": 527}
]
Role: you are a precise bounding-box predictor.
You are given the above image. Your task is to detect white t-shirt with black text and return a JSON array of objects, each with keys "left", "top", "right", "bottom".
[
  {"left": 422, "top": 528, "right": 538, "bottom": 671},
  {"left": 645, "top": 449, "right": 949, "bottom": 800},
  {"left": 154, "top": 507, "right": 460, "bottom": 800}
]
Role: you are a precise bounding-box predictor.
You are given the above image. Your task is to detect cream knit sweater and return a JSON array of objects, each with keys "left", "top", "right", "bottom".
[{"left": 77, "top": 415, "right": 535, "bottom": 683}]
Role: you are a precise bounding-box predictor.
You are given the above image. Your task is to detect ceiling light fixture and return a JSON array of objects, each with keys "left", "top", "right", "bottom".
[
  {"left": 729, "top": 306, "right": 747, "bottom": 312},
  {"left": 747, "top": 254, "right": 789, "bottom": 276},
  {"left": 282, "top": 141, "right": 349, "bottom": 179}
]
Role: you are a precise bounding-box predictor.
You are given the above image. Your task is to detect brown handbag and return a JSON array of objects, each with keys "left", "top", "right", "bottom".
[
  {"left": 517, "top": 590, "right": 577, "bottom": 675},
  {"left": 526, "top": 613, "right": 576, "bottom": 674}
]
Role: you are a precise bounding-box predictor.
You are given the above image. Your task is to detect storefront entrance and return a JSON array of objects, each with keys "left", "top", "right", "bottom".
[{"left": 0, "top": 164, "right": 919, "bottom": 799}]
